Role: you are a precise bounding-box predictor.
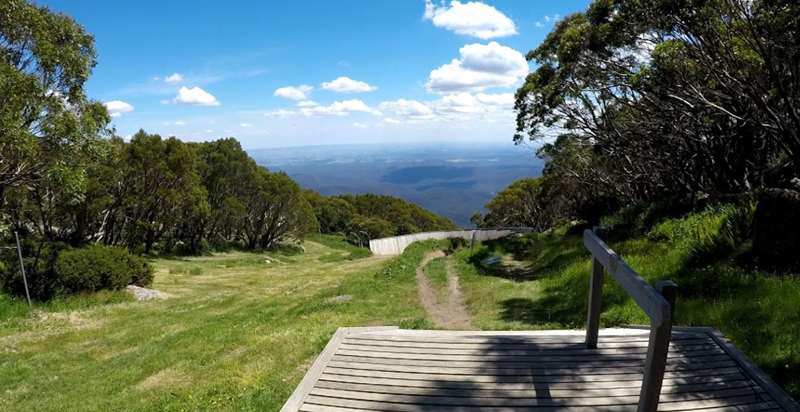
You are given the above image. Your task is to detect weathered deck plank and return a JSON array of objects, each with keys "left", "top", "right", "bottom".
[{"left": 281, "top": 327, "right": 798, "bottom": 412}]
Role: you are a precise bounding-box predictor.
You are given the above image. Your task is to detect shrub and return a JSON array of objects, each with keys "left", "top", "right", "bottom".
[
  {"left": 647, "top": 202, "right": 755, "bottom": 265},
  {"left": 447, "top": 237, "right": 467, "bottom": 254},
  {"left": 0, "top": 241, "right": 68, "bottom": 300},
  {"left": 55, "top": 245, "right": 153, "bottom": 295}
]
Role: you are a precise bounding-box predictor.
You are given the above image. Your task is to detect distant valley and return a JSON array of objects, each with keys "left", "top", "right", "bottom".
[{"left": 249, "top": 143, "right": 543, "bottom": 227}]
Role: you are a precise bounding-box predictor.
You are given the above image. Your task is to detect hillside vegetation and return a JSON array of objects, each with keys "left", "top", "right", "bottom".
[
  {"left": 304, "top": 191, "right": 456, "bottom": 242},
  {"left": 456, "top": 205, "right": 800, "bottom": 398}
]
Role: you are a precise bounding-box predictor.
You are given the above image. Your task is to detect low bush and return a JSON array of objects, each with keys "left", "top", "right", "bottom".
[
  {"left": 0, "top": 241, "right": 68, "bottom": 300},
  {"left": 446, "top": 237, "right": 467, "bottom": 254},
  {"left": 0, "top": 243, "right": 152, "bottom": 300},
  {"left": 56, "top": 245, "right": 153, "bottom": 294}
]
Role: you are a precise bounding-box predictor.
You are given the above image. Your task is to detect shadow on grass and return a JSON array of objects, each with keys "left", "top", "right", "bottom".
[{"left": 467, "top": 235, "right": 587, "bottom": 283}]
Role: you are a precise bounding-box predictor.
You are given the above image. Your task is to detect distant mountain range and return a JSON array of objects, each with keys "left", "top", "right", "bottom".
[{"left": 249, "top": 142, "right": 543, "bottom": 227}]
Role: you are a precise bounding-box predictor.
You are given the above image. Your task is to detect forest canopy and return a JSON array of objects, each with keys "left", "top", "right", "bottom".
[
  {"left": 498, "top": 0, "right": 800, "bottom": 231},
  {"left": 304, "top": 191, "right": 456, "bottom": 244}
]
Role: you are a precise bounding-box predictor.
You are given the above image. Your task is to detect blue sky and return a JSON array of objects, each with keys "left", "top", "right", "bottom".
[{"left": 40, "top": 0, "right": 590, "bottom": 148}]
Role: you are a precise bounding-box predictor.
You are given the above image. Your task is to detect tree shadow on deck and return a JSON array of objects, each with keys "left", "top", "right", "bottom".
[{"left": 334, "top": 334, "right": 745, "bottom": 411}]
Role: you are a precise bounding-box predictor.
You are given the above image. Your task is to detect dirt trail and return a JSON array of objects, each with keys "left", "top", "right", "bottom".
[{"left": 416, "top": 251, "right": 473, "bottom": 330}]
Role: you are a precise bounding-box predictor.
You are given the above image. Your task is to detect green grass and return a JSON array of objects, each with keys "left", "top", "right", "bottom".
[
  {"left": 424, "top": 257, "right": 448, "bottom": 302},
  {"left": 308, "top": 234, "right": 372, "bottom": 262},
  {"left": 454, "top": 206, "right": 800, "bottom": 398},
  {"left": 0, "top": 236, "right": 430, "bottom": 411},
  {"left": 2, "top": 211, "right": 798, "bottom": 406}
]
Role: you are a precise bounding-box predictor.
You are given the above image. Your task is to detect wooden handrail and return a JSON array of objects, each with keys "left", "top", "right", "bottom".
[{"left": 583, "top": 229, "right": 678, "bottom": 412}]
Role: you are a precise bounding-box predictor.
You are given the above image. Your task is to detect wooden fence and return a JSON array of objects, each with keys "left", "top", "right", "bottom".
[{"left": 583, "top": 228, "right": 678, "bottom": 412}]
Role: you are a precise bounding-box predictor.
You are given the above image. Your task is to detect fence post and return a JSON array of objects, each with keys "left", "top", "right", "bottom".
[
  {"left": 14, "top": 231, "right": 32, "bottom": 309},
  {"left": 638, "top": 282, "right": 677, "bottom": 412},
  {"left": 585, "top": 256, "right": 604, "bottom": 349}
]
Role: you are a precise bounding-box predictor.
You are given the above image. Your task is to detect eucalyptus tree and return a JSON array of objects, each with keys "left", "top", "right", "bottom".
[
  {"left": 0, "top": 0, "right": 110, "bottom": 211},
  {"left": 515, "top": 0, "right": 800, "bottom": 214}
]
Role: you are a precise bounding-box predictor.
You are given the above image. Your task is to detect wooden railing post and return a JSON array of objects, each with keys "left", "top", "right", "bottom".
[
  {"left": 585, "top": 256, "right": 604, "bottom": 349},
  {"left": 638, "top": 281, "right": 678, "bottom": 412},
  {"left": 656, "top": 280, "right": 678, "bottom": 320}
]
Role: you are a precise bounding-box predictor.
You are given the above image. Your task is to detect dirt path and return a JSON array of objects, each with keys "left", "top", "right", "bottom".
[{"left": 416, "top": 251, "right": 473, "bottom": 330}]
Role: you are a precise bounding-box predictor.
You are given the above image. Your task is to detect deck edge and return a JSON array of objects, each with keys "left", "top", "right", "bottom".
[
  {"left": 698, "top": 327, "right": 799, "bottom": 411},
  {"left": 280, "top": 326, "right": 399, "bottom": 412}
]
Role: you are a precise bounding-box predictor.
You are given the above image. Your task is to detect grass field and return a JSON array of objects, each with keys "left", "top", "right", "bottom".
[
  {"left": 0, "top": 236, "right": 438, "bottom": 411},
  {"left": 2, "top": 207, "right": 798, "bottom": 408}
]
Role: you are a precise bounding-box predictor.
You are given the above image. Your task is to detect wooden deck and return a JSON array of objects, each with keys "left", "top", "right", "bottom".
[{"left": 282, "top": 327, "right": 799, "bottom": 412}]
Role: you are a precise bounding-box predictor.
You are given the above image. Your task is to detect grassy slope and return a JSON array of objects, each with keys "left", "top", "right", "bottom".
[
  {"left": 0, "top": 237, "right": 439, "bottom": 411},
  {"left": 454, "top": 207, "right": 800, "bottom": 398}
]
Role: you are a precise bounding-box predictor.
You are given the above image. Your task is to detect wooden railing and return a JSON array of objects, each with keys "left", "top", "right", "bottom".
[{"left": 583, "top": 229, "right": 678, "bottom": 412}]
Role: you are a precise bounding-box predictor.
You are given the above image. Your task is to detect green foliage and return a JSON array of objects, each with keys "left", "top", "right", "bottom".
[
  {"left": 1, "top": 0, "right": 110, "bottom": 207},
  {"left": 0, "top": 241, "right": 67, "bottom": 300},
  {"left": 377, "top": 240, "right": 446, "bottom": 280},
  {"left": 482, "top": 177, "right": 556, "bottom": 229},
  {"left": 648, "top": 202, "right": 756, "bottom": 266},
  {"left": 446, "top": 237, "right": 467, "bottom": 253},
  {"left": 0, "top": 242, "right": 150, "bottom": 300},
  {"left": 513, "top": 0, "right": 800, "bottom": 229},
  {"left": 309, "top": 234, "right": 371, "bottom": 261},
  {"left": 455, "top": 205, "right": 800, "bottom": 397},
  {"left": 55, "top": 245, "right": 152, "bottom": 294},
  {"left": 305, "top": 191, "right": 456, "bottom": 244}
]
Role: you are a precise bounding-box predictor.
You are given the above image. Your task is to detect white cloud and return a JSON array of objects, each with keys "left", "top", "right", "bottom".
[
  {"left": 164, "top": 73, "right": 184, "bottom": 84},
  {"left": 378, "top": 99, "right": 435, "bottom": 121},
  {"left": 163, "top": 120, "right": 186, "bottom": 126},
  {"left": 297, "top": 100, "right": 318, "bottom": 107},
  {"left": 378, "top": 92, "right": 514, "bottom": 123},
  {"left": 353, "top": 122, "right": 368, "bottom": 129},
  {"left": 321, "top": 76, "right": 377, "bottom": 93},
  {"left": 172, "top": 86, "right": 220, "bottom": 106},
  {"left": 240, "top": 123, "right": 252, "bottom": 127},
  {"left": 104, "top": 100, "right": 134, "bottom": 117},
  {"left": 423, "top": 0, "right": 517, "bottom": 40},
  {"left": 274, "top": 85, "right": 313, "bottom": 100},
  {"left": 300, "top": 99, "right": 381, "bottom": 116},
  {"left": 427, "top": 41, "right": 528, "bottom": 92}
]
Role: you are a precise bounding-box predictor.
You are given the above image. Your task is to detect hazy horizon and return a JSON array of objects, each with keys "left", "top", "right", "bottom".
[{"left": 250, "top": 141, "right": 542, "bottom": 227}]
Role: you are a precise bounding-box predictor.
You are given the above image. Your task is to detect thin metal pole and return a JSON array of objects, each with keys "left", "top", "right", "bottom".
[{"left": 14, "top": 231, "right": 32, "bottom": 309}]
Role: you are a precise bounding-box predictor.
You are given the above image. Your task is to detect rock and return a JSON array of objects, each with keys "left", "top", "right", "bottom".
[
  {"left": 126, "top": 285, "right": 170, "bottom": 301},
  {"left": 752, "top": 188, "right": 800, "bottom": 268},
  {"left": 327, "top": 295, "right": 352, "bottom": 304}
]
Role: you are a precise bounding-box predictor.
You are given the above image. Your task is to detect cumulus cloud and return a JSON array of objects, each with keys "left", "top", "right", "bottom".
[
  {"left": 104, "top": 100, "right": 134, "bottom": 117},
  {"left": 240, "top": 123, "right": 252, "bottom": 127},
  {"left": 274, "top": 85, "right": 313, "bottom": 100},
  {"left": 378, "top": 99, "right": 435, "bottom": 121},
  {"left": 427, "top": 41, "right": 528, "bottom": 93},
  {"left": 378, "top": 92, "right": 513, "bottom": 123},
  {"left": 321, "top": 76, "right": 377, "bottom": 93},
  {"left": 297, "top": 100, "right": 318, "bottom": 107},
  {"left": 164, "top": 73, "right": 184, "bottom": 84},
  {"left": 423, "top": 0, "right": 517, "bottom": 39},
  {"left": 172, "top": 86, "right": 220, "bottom": 106},
  {"left": 300, "top": 99, "right": 381, "bottom": 116}
]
